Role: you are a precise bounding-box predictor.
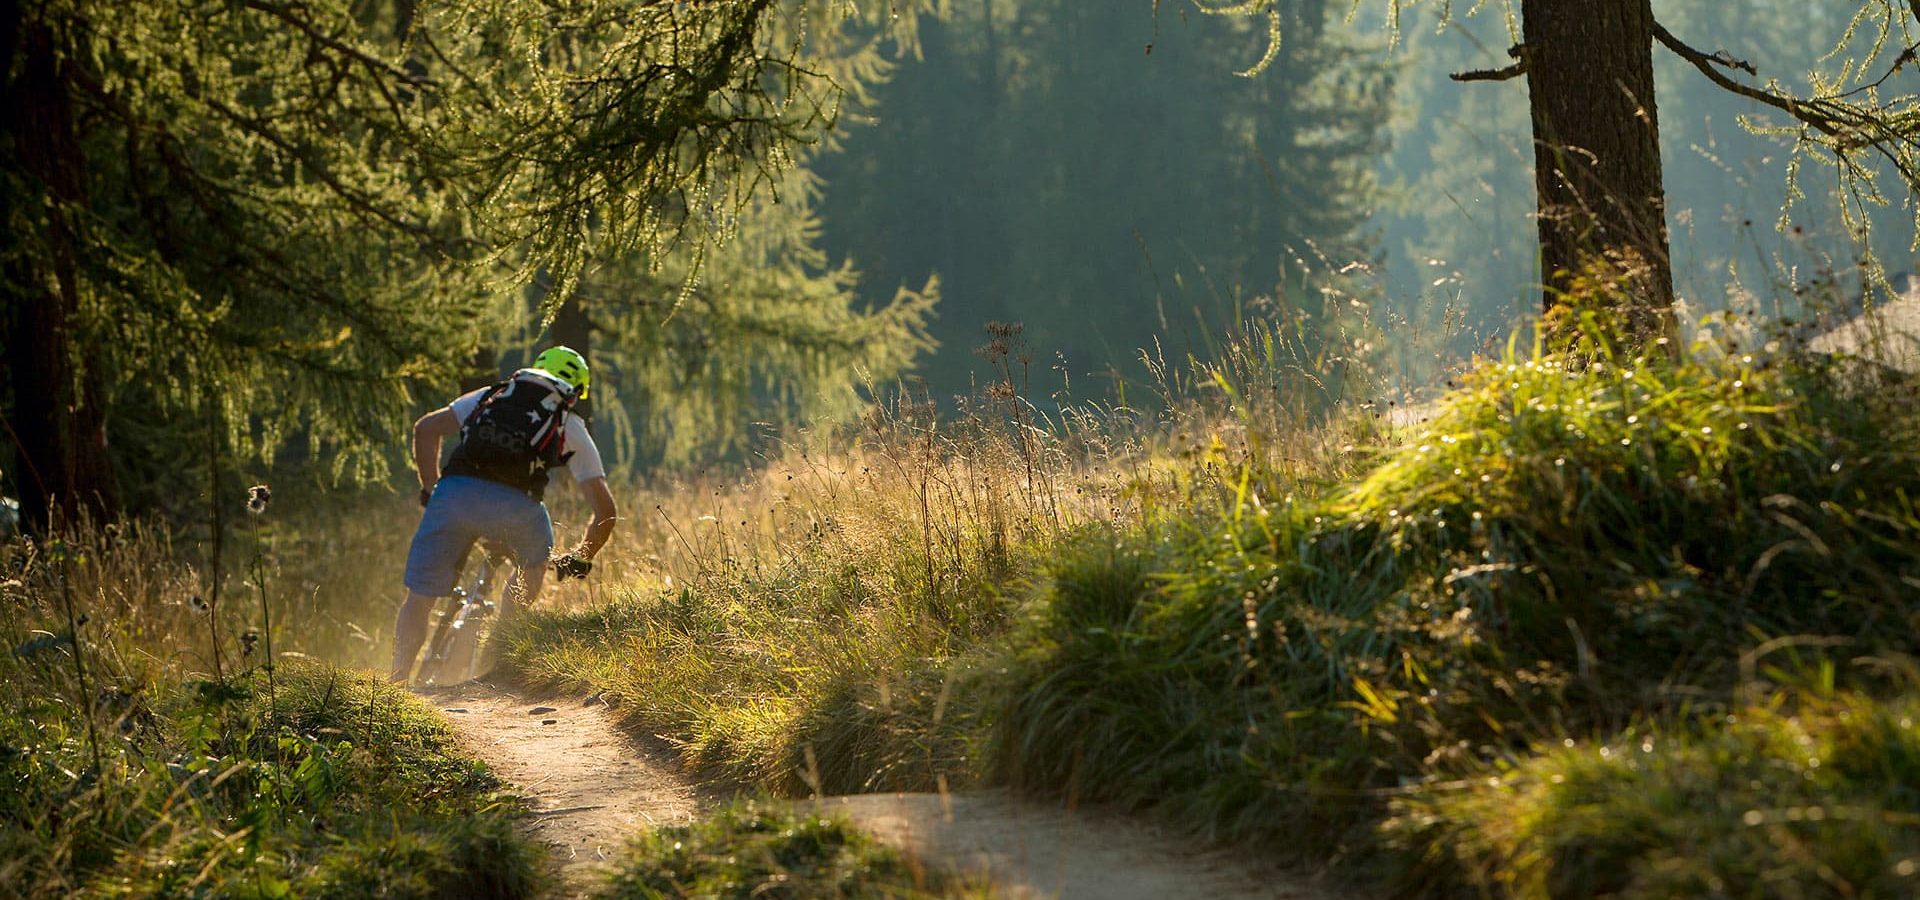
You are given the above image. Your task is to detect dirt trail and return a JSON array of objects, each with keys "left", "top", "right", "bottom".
[
  {"left": 420, "top": 680, "right": 705, "bottom": 892},
  {"left": 430, "top": 681, "right": 1348, "bottom": 899},
  {"left": 817, "top": 792, "right": 1342, "bottom": 900}
]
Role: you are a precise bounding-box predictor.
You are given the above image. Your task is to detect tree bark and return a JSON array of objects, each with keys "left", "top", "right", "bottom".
[
  {"left": 547, "top": 295, "right": 594, "bottom": 428},
  {"left": 457, "top": 348, "right": 498, "bottom": 394},
  {"left": 3, "top": 20, "right": 118, "bottom": 528},
  {"left": 1520, "top": 0, "right": 1675, "bottom": 332}
]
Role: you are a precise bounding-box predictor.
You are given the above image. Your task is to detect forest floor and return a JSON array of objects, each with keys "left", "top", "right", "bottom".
[{"left": 424, "top": 680, "right": 1345, "bottom": 899}]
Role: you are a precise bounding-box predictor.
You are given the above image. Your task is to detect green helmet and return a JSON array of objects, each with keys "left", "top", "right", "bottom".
[{"left": 532, "top": 345, "right": 590, "bottom": 399}]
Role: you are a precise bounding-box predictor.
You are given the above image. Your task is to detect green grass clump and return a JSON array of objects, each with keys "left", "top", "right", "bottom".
[
  {"left": 0, "top": 659, "right": 539, "bottom": 898},
  {"left": 1, "top": 525, "right": 542, "bottom": 898},
  {"left": 500, "top": 554, "right": 1002, "bottom": 796},
  {"left": 507, "top": 311, "right": 1920, "bottom": 895},
  {"left": 598, "top": 802, "right": 958, "bottom": 899},
  {"left": 994, "top": 336, "right": 1920, "bottom": 876},
  {"left": 1387, "top": 687, "right": 1920, "bottom": 897}
]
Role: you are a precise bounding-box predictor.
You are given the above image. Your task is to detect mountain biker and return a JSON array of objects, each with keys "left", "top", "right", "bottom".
[{"left": 389, "top": 346, "right": 618, "bottom": 683}]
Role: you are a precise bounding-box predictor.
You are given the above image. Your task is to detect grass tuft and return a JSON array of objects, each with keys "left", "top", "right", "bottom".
[
  {"left": 597, "top": 801, "right": 965, "bottom": 899},
  {"left": 1, "top": 515, "right": 542, "bottom": 898}
]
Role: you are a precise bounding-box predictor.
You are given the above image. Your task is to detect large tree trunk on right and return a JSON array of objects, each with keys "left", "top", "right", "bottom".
[{"left": 1521, "top": 0, "right": 1675, "bottom": 335}]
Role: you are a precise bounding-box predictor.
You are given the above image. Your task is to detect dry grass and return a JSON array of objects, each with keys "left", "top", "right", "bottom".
[{"left": 0, "top": 498, "right": 541, "bottom": 898}]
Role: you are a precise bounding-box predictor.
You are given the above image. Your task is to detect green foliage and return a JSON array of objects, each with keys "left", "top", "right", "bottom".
[
  {"left": 585, "top": 167, "right": 938, "bottom": 466},
  {"left": 0, "top": 515, "right": 540, "bottom": 897},
  {"left": 0, "top": 656, "right": 538, "bottom": 898},
  {"left": 598, "top": 801, "right": 959, "bottom": 899},
  {"left": 506, "top": 287, "right": 1920, "bottom": 895},
  {"left": 1389, "top": 687, "right": 1920, "bottom": 898},
  {"left": 990, "top": 324, "right": 1920, "bottom": 886},
  {"left": 2, "top": 0, "right": 936, "bottom": 511}
]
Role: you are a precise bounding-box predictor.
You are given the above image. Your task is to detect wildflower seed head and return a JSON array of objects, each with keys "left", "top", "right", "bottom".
[{"left": 246, "top": 484, "right": 272, "bottom": 514}]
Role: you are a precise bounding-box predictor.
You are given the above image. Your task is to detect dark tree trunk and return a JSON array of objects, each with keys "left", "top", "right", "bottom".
[
  {"left": 457, "top": 348, "right": 498, "bottom": 394},
  {"left": 547, "top": 295, "right": 593, "bottom": 428},
  {"left": 2, "top": 21, "right": 118, "bottom": 528},
  {"left": 1521, "top": 0, "right": 1674, "bottom": 332}
]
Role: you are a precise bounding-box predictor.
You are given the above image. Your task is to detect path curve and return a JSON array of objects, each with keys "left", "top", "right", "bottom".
[
  {"left": 816, "top": 791, "right": 1346, "bottom": 900},
  {"left": 427, "top": 681, "right": 1352, "bottom": 899},
  {"left": 420, "top": 681, "right": 705, "bottom": 893}
]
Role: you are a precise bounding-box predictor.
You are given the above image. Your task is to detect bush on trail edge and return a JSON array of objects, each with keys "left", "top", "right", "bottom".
[
  {"left": 1387, "top": 685, "right": 1920, "bottom": 897},
  {"left": 597, "top": 801, "right": 968, "bottom": 899},
  {"left": 998, "top": 331, "right": 1920, "bottom": 891}
]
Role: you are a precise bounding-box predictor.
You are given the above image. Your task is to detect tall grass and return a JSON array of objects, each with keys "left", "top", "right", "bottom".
[
  {"left": 499, "top": 305, "right": 1398, "bottom": 796},
  {"left": 0, "top": 496, "right": 541, "bottom": 897},
  {"left": 506, "top": 286, "right": 1920, "bottom": 895}
]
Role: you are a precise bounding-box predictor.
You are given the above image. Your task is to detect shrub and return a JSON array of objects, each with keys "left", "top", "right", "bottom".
[{"left": 1387, "top": 686, "right": 1920, "bottom": 897}]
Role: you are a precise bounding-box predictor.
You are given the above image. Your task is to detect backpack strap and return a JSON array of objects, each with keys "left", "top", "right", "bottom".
[{"left": 459, "top": 380, "right": 511, "bottom": 434}]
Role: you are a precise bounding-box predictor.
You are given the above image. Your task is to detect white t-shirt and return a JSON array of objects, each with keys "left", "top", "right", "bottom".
[{"left": 448, "top": 387, "right": 606, "bottom": 483}]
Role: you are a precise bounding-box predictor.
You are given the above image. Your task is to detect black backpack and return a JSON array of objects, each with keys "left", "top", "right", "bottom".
[{"left": 443, "top": 369, "right": 577, "bottom": 499}]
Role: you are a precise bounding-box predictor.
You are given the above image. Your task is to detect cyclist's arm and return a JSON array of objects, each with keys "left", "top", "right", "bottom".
[
  {"left": 574, "top": 476, "right": 618, "bottom": 559},
  {"left": 413, "top": 407, "right": 460, "bottom": 493}
]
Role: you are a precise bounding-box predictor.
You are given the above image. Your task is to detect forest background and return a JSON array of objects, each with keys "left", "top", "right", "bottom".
[
  {"left": 8, "top": 2, "right": 1920, "bottom": 895},
  {"left": 8, "top": 0, "right": 1911, "bottom": 516},
  {"left": 818, "top": 0, "right": 1915, "bottom": 408}
]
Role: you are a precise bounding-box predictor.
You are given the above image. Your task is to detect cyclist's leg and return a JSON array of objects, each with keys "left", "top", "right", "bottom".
[
  {"left": 502, "top": 561, "right": 547, "bottom": 621},
  {"left": 395, "top": 477, "right": 483, "bottom": 682},
  {"left": 389, "top": 591, "right": 441, "bottom": 682},
  {"left": 495, "top": 496, "right": 554, "bottom": 621},
  {"left": 478, "top": 497, "right": 551, "bottom": 672}
]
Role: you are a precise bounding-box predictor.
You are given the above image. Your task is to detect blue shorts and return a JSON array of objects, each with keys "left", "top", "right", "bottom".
[{"left": 403, "top": 476, "right": 552, "bottom": 596}]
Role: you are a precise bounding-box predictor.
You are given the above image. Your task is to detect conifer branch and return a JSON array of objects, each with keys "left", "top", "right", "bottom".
[
  {"left": 1451, "top": 45, "right": 1529, "bottom": 83},
  {"left": 197, "top": 97, "right": 436, "bottom": 238},
  {"left": 1451, "top": 62, "right": 1526, "bottom": 82},
  {"left": 1653, "top": 20, "right": 1920, "bottom": 185},
  {"left": 240, "top": 0, "right": 435, "bottom": 89}
]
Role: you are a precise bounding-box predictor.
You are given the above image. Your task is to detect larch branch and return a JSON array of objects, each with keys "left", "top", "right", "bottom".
[{"left": 1451, "top": 61, "right": 1527, "bottom": 82}]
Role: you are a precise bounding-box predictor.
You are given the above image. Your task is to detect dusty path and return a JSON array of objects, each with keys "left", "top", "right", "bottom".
[
  {"left": 817, "top": 792, "right": 1344, "bottom": 900},
  {"left": 429, "top": 681, "right": 1350, "bottom": 899},
  {"left": 420, "top": 680, "right": 705, "bottom": 893}
]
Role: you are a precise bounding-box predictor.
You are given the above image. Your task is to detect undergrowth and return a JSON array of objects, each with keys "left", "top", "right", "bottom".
[
  {"left": 499, "top": 316, "right": 1372, "bottom": 797},
  {"left": 0, "top": 497, "right": 541, "bottom": 898},
  {"left": 509, "top": 303, "right": 1920, "bottom": 896},
  {"left": 597, "top": 801, "right": 972, "bottom": 899},
  {"left": 996, "top": 317, "right": 1920, "bottom": 892},
  {"left": 1389, "top": 682, "right": 1920, "bottom": 897}
]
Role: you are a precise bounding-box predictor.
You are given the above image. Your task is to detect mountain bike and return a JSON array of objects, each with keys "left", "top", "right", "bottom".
[{"left": 415, "top": 541, "right": 516, "bottom": 686}]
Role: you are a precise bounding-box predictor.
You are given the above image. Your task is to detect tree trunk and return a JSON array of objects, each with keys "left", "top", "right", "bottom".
[
  {"left": 2, "top": 21, "right": 118, "bottom": 528},
  {"left": 457, "top": 348, "right": 498, "bottom": 394},
  {"left": 547, "top": 294, "right": 593, "bottom": 428},
  {"left": 1521, "top": 0, "right": 1674, "bottom": 333}
]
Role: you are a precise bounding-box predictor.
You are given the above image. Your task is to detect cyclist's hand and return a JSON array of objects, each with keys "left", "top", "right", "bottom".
[{"left": 553, "top": 553, "right": 592, "bottom": 580}]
